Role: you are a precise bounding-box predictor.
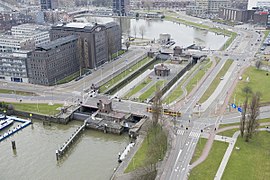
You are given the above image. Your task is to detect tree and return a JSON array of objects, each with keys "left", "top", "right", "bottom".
[
  {"left": 133, "top": 25, "right": 137, "bottom": 39},
  {"left": 245, "top": 92, "right": 260, "bottom": 142},
  {"left": 240, "top": 97, "right": 248, "bottom": 137},
  {"left": 255, "top": 60, "right": 262, "bottom": 69},
  {"left": 151, "top": 85, "right": 162, "bottom": 127},
  {"left": 240, "top": 86, "right": 252, "bottom": 137},
  {"left": 139, "top": 25, "right": 146, "bottom": 39},
  {"left": 125, "top": 41, "right": 130, "bottom": 51}
]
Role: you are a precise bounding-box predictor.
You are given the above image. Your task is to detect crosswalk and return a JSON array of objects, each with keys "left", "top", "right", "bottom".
[
  {"left": 189, "top": 131, "right": 200, "bottom": 138},
  {"left": 177, "top": 129, "right": 184, "bottom": 135}
]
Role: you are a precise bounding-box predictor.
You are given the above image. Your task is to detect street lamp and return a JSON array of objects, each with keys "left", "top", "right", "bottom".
[{"left": 3, "top": 110, "right": 6, "bottom": 119}]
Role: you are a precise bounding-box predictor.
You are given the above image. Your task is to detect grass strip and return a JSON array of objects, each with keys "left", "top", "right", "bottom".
[
  {"left": 186, "top": 61, "right": 212, "bottom": 94},
  {"left": 139, "top": 80, "right": 165, "bottom": 102},
  {"left": 99, "top": 57, "right": 151, "bottom": 92},
  {"left": 124, "top": 78, "right": 152, "bottom": 99},
  {"left": 125, "top": 124, "right": 167, "bottom": 173},
  {"left": 190, "top": 138, "right": 208, "bottom": 164},
  {"left": 0, "top": 89, "right": 36, "bottom": 96},
  {"left": 189, "top": 141, "right": 228, "bottom": 180},
  {"left": 4, "top": 102, "right": 62, "bottom": 115},
  {"left": 199, "top": 59, "right": 233, "bottom": 103}
]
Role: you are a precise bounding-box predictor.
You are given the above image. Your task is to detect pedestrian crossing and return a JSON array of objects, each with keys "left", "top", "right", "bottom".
[
  {"left": 177, "top": 129, "right": 184, "bottom": 135},
  {"left": 189, "top": 131, "right": 200, "bottom": 138}
]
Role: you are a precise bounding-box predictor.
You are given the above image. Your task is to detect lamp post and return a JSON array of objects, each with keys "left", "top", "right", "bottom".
[{"left": 4, "top": 110, "right": 6, "bottom": 119}]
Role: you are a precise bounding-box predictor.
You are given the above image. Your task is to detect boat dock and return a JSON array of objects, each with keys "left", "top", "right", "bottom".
[
  {"left": 56, "top": 120, "right": 87, "bottom": 160},
  {"left": 0, "top": 116, "right": 32, "bottom": 142}
]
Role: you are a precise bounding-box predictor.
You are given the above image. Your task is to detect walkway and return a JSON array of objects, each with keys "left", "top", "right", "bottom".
[{"left": 214, "top": 131, "right": 239, "bottom": 180}]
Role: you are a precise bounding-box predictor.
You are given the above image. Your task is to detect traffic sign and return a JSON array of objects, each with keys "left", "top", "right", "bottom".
[
  {"left": 231, "top": 103, "right": 236, "bottom": 109},
  {"left": 238, "top": 107, "right": 242, "bottom": 113}
]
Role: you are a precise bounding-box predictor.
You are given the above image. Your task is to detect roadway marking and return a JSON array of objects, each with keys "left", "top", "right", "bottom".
[
  {"left": 170, "top": 149, "right": 183, "bottom": 179},
  {"left": 177, "top": 129, "right": 184, "bottom": 135},
  {"left": 189, "top": 131, "right": 200, "bottom": 138}
]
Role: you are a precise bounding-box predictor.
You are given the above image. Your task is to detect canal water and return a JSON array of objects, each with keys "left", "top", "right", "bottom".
[
  {"left": 77, "top": 16, "right": 228, "bottom": 50},
  {"left": 0, "top": 120, "right": 129, "bottom": 180}
]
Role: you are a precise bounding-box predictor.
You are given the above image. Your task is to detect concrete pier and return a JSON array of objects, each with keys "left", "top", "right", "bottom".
[{"left": 56, "top": 120, "right": 87, "bottom": 160}]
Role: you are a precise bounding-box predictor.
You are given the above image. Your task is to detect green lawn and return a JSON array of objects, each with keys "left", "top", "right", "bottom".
[
  {"left": 125, "top": 125, "right": 167, "bottom": 173},
  {"left": 99, "top": 57, "right": 151, "bottom": 92},
  {"left": 263, "top": 30, "right": 270, "bottom": 41},
  {"left": 231, "top": 67, "right": 270, "bottom": 104},
  {"left": 220, "top": 32, "right": 237, "bottom": 51},
  {"left": 217, "top": 128, "right": 239, "bottom": 137},
  {"left": 124, "top": 78, "right": 152, "bottom": 99},
  {"left": 189, "top": 141, "right": 228, "bottom": 180},
  {"left": 0, "top": 89, "right": 36, "bottom": 96},
  {"left": 163, "top": 61, "right": 202, "bottom": 104},
  {"left": 139, "top": 80, "right": 165, "bottom": 102},
  {"left": 190, "top": 138, "right": 208, "bottom": 164},
  {"left": 199, "top": 59, "right": 233, "bottom": 103},
  {"left": 222, "top": 132, "right": 270, "bottom": 180},
  {"left": 11, "top": 103, "right": 62, "bottom": 115},
  {"left": 186, "top": 61, "right": 213, "bottom": 94},
  {"left": 112, "top": 49, "right": 126, "bottom": 59},
  {"left": 57, "top": 71, "right": 81, "bottom": 84}
]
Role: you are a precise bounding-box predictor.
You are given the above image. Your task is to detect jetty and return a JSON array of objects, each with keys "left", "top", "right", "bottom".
[
  {"left": 55, "top": 120, "right": 87, "bottom": 160},
  {"left": 0, "top": 116, "right": 32, "bottom": 142}
]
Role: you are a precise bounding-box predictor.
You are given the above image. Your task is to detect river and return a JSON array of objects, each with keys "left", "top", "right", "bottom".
[
  {"left": 77, "top": 16, "right": 228, "bottom": 50},
  {"left": 0, "top": 119, "right": 129, "bottom": 180}
]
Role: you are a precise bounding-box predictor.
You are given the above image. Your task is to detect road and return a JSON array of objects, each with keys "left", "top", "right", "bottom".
[
  {"left": 0, "top": 48, "right": 147, "bottom": 104},
  {"left": 158, "top": 12, "right": 262, "bottom": 180}
]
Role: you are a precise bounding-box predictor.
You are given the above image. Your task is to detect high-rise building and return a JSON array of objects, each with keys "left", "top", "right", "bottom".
[
  {"left": 40, "top": 0, "right": 58, "bottom": 10},
  {"left": 113, "top": 0, "right": 130, "bottom": 16},
  {"left": 50, "top": 22, "right": 122, "bottom": 69}
]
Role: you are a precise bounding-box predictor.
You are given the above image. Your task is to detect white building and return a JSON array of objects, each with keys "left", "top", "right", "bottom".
[
  {"left": 0, "top": 50, "right": 31, "bottom": 83},
  {"left": 248, "top": 0, "right": 270, "bottom": 10},
  {"left": 11, "top": 24, "right": 50, "bottom": 46},
  {"left": 0, "top": 35, "right": 35, "bottom": 53}
]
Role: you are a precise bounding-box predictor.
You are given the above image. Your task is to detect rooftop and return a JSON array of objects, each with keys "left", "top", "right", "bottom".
[
  {"left": 35, "top": 35, "right": 78, "bottom": 51},
  {"left": 56, "top": 22, "right": 95, "bottom": 29}
]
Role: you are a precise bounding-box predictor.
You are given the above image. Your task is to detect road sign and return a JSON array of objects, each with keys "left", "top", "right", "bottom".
[
  {"left": 238, "top": 107, "right": 242, "bottom": 113},
  {"left": 231, "top": 103, "right": 236, "bottom": 109}
]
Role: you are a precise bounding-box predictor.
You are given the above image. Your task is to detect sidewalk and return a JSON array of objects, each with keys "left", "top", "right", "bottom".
[{"left": 214, "top": 131, "right": 240, "bottom": 180}]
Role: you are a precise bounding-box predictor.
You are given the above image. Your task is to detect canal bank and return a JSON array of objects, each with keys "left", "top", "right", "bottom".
[{"left": 0, "top": 119, "right": 130, "bottom": 180}]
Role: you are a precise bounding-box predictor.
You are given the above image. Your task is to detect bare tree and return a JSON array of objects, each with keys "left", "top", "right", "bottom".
[
  {"left": 255, "top": 60, "right": 262, "bottom": 69},
  {"left": 125, "top": 41, "right": 130, "bottom": 51},
  {"left": 107, "top": 31, "right": 114, "bottom": 61},
  {"left": 139, "top": 25, "right": 146, "bottom": 39},
  {"left": 240, "top": 97, "right": 248, "bottom": 137},
  {"left": 151, "top": 85, "right": 162, "bottom": 127},
  {"left": 133, "top": 25, "right": 137, "bottom": 39},
  {"left": 245, "top": 92, "right": 261, "bottom": 142}
]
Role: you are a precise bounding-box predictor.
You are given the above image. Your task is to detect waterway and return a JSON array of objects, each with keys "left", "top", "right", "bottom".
[
  {"left": 0, "top": 119, "right": 129, "bottom": 180},
  {"left": 77, "top": 16, "right": 228, "bottom": 50}
]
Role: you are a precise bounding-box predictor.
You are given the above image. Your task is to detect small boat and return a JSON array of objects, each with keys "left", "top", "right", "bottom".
[{"left": 0, "top": 119, "right": 14, "bottom": 130}]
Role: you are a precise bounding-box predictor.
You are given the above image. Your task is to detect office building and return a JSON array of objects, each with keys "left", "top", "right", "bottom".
[
  {"left": 11, "top": 23, "right": 50, "bottom": 46},
  {"left": 113, "top": 0, "right": 130, "bottom": 16},
  {"left": 50, "top": 22, "right": 121, "bottom": 69},
  {"left": 187, "top": 0, "right": 231, "bottom": 15},
  {"left": 40, "top": 0, "right": 58, "bottom": 10},
  {"left": 0, "top": 51, "right": 31, "bottom": 83},
  {"left": 27, "top": 35, "right": 79, "bottom": 85},
  {"left": 0, "top": 35, "right": 35, "bottom": 53}
]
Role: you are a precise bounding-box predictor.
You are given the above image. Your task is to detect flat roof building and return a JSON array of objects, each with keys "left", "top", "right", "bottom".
[
  {"left": 50, "top": 22, "right": 121, "bottom": 69},
  {"left": 11, "top": 23, "right": 50, "bottom": 46},
  {"left": 0, "top": 35, "right": 35, "bottom": 53},
  {"left": 0, "top": 50, "right": 31, "bottom": 83},
  {"left": 27, "top": 35, "right": 79, "bottom": 85}
]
